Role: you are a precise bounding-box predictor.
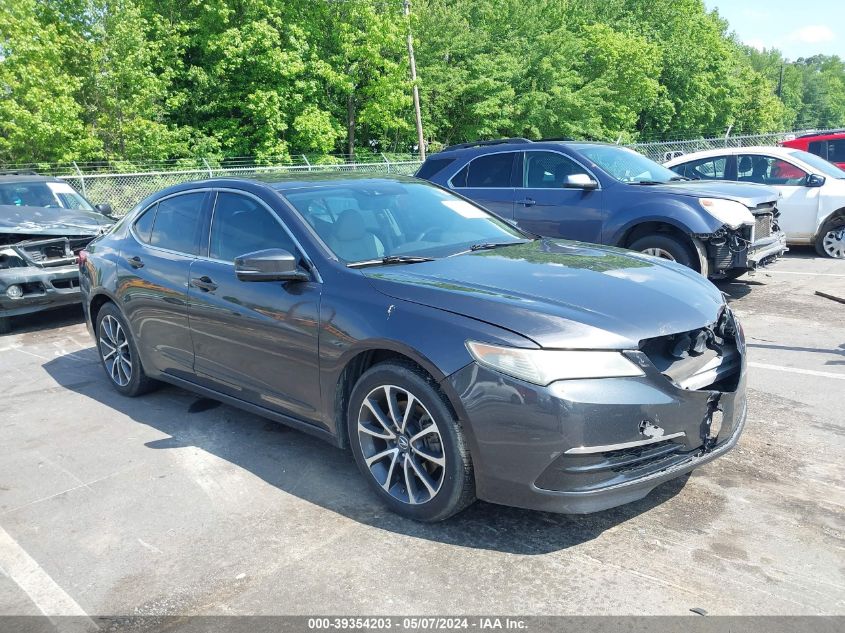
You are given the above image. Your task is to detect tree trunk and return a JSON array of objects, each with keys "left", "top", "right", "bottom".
[{"left": 347, "top": 93, "right": 356, "bottom": 157}]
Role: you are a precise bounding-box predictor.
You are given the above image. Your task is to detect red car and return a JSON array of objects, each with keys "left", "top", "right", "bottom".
[{"left": 782, "top": 130, "right": 845, "bottom": 169}]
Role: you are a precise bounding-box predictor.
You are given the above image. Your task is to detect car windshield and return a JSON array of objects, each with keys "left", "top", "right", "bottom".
[
  {"left": 0, "top": 181, "right": 95, "bottom": 211},
  {"left": 785, "top": 149, "right": 845, "bottom": 179},
  {"left": 282, "top": 180, "right": 529, "bottom": 264},
  {"left": 573, "top": 144, "right": 681, "bottom": 184}
]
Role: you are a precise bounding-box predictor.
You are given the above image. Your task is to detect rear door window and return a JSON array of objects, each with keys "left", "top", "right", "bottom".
[
  {"left": 148, "top": 192, "right": 206, "bottom": 255},
  {"left": 674, "top": 156, "right": 727, "bottom": 180},
  {"left": 451, "top": 152, "right": 516, "bottom": 188},
  {"left": 133, "top": 205, "right": 157, "bottom": 244}
]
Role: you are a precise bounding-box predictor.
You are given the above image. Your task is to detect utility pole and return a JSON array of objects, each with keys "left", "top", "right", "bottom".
[{"left": 404, "top": 0, "right": 426, "bottom": 160}]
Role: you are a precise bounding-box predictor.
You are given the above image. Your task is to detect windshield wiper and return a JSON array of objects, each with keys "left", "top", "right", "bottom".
[
  {"left": 469, "top": 241, "right": 523, "bottom": 251},
  {"left": 629, "top": 180, "right": 667, "bottom": 185},
  {"left": 669, "top": 175, "right": 690, "bottom": 181},
  {"left": 347, "top": 255, "right": 434, "bottom": 269}
]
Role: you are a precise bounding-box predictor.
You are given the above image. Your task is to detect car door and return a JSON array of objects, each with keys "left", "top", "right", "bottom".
[
  {"left": 120, "top": 190, "right": 209, "bottom": 378},
  {"left": 187, "top": 190, "right": 323, "bottom": 425},
  {"left": 736, "top": 154, "right": 819, "bottom": 241},
  {"left": 513, "top": 150, "right": 603, "bottom": 242},
  {"left": 449, "top": 151, "right": 518, "bottom": 219}
]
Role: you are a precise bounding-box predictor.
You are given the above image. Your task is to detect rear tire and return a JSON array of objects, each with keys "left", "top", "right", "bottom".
[
  {"left": 815, "top": 217, "right": 845, "bottom": 258},
  {"left": 95, "top": 302, "right": 157, "bottom": 397},
  {"left": 347, "top": 361, "right": 475, "bottom": 521},
  {"left": 629, "top": 234, "right": 696, "bottom": 270}
]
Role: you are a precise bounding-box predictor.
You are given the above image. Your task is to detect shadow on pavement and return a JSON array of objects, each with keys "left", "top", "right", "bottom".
[
  {"left": 3, "top": 304, "right": 85, "bottom": 337},
  {"left": 42, "top": 347, "right": 689, "bottom": 556}
]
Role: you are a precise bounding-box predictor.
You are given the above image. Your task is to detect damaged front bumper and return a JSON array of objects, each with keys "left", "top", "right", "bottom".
[
  {"left": 447, "top": 313, "right": 747, "bottom": 514},
  {"left": 0, "top": 263, "right": 82, "bottom": 318},
  {"left": 0, "top": 236, "right": 89, "bottom": 319},
  {"left": 702, "top": 208, "right": 788, "bottom": 277}
]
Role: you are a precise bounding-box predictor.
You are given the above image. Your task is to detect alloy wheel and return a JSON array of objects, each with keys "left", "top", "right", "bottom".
[
  {"left": 822, "top": 227, "right": 845, "bottom": 258},
  {"left": 641, "top": 247, "right": 677, "bottom": 261},
  {"left": 357, "top": 385, "right": 445, "bottom": 505},
  {"left": 99, "top": 315, "right": 132, "bottom": 387}
]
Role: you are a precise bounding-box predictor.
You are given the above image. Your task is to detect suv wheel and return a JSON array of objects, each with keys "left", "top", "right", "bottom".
[
  {"left": 96, "top": 303, "right": 157, "bottom": 396},
  {"left": 629, "top": 234, "right": 696, "bottom": 269},
  {"left": 348, "top": 362, "right": 475, "bottom": 521},
  {"left": 816, "top": 218, "right": 845, "bottom": 258}
]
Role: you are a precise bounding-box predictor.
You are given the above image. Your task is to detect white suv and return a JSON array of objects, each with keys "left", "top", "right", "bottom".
[{"left": 665, "top": 146, "right": 845, "bottom": 258}]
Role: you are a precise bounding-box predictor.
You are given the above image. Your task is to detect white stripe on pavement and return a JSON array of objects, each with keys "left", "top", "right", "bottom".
[
  {"left": 748, "top": 361, "right": 845, "bottom": 380},
  {"left": 763, "top": 270, "right": 845, "bottom": 277},
  {"left": 0, "top": 524, "right": 94, "bottom": 624}
]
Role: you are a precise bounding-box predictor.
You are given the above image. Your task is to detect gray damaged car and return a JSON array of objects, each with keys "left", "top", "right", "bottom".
[{"left": 0, "top": 175, "right": 112, "bottom": 333}]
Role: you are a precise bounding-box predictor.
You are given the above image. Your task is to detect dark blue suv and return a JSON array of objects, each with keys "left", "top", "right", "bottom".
[{"left": 418, "top": 139, "right": 788, "bottom": 278}]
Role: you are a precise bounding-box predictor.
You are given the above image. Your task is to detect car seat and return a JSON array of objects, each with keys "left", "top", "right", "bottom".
[{"left": 327, "top": 209, "right": 385, "bottom": 262}]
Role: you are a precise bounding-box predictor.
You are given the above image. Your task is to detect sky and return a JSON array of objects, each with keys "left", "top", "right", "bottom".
[{"left": 704, "top": 0, "right": 845, "bottom": 60}]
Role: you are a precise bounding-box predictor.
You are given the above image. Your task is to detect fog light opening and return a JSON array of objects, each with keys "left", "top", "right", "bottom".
[{"left": 6, "top": 284, "right": 23, "bottom": 299}]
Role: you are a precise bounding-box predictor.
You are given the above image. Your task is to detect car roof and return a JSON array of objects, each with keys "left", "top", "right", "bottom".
[
  {"left": 433, "top": 139, "right": 613, "bottom": 158},
  {"left": 0, "top": 174, "right": 63, "bottom": 184},
  {"left": 664, "top": 145, "right": 801, "bottom": 165}
]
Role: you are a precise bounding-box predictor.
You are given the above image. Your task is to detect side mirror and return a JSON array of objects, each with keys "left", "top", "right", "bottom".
[
  {"left": 806, "top": 174, "right": 826, "bottom": 188},
  {"left": 562, "top": 174, "right": 599, "bottom": 190},
  {"left": 95, "top": 202, "right": 115, "bottom": 217},
  {"left": 234, "top": 248, "right": 309, "bottom": 282}
]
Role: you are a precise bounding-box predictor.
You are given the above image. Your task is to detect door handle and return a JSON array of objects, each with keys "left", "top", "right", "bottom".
[
  {"left": 191, "top": 276, "right": 218, "bottom": 292},
  {"left": 127, "top": 255, "right": 144, "bottom": 269},
  {"left": 517, "top": 198, "right": 536, "bottom": 207}
]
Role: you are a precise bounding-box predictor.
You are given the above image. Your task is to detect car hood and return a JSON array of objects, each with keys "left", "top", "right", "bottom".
[
  {"left": 363, "top": 240, "right": 726, "bottom": 349},
  {"left": 0, "top": 205, "right": 111, "bottom": 236},
  {"left": 641, "top": 181, "right": 778, "bottom": 208}
]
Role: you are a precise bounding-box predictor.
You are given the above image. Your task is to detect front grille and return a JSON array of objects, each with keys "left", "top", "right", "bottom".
[
  {"left": 754, "top": 214, "right": 772, "bottom": 239},
  {"left": 50, "top": 278, "right": 79, "bottom": 290}
]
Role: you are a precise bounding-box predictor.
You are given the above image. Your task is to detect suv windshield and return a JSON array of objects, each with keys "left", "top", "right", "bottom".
[
  {"left": 282, "top": 180, "right": 528, "bottom": 264},
  {"left": 573, "top": 144, "right": 681, "bottom": 184},
  {"left": 0, "top": 181, "right": 95, "bottom": 211},
  {"left": 786, "top": 149, "right": 845, "bottom": 179}
]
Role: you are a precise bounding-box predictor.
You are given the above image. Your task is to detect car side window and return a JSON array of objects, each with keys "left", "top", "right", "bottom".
[
  {"left": 827, "top": 140, "right": 845, "bottom": 164},
  {"left": 133, "top": 205, "right": 157, "bottom": 244},
  {"left": 674, "top": 157, "right": 727, "bottom": 180},
  {"left": 523, "top": 151, "right": 589, "bottom": 188},
  {"left": 209, "top": 192, "right": 296, "bottom": 263},
  {"left": 808, "top": 141, "right": 826, "bottom": 159},
  {"left": 148, "top": 192, "right": 205, "bottom": 255},
  {"left": 737, "top": 155, "right": 807, "bottom": 186},
  {"left": 451, "top": 152, "right": 516, "bottom": 188}
]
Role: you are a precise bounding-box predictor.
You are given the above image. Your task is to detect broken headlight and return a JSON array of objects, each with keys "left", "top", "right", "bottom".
[{"left": 699, "top": 198, "right": 754, "bottom": 230}]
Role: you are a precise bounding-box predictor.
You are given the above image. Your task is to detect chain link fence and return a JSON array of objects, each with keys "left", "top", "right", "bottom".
[
  {"left": 57, "top": 159, "right": 423, "bottom": 217},
  {"left": 12, "top": 127, "right": 839, "bottom": 216},
  {"left": 628, "top": 129, "right": 819, "bottom": 163}
]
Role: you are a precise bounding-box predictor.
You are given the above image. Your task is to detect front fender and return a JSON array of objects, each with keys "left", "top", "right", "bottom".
[
  {"left": 317, "top": 282, "right": 535, "bottom": 443},
  {"left": 604, "top": 195, "right": 724, "bottom": 245}
]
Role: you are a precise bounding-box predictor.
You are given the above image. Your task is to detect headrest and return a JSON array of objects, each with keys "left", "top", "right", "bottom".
[{"left": 334, "top": 209, "right": 367, "bottom": 241}]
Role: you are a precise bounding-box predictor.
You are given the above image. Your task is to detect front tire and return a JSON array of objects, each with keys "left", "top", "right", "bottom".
[
  {"left": 629, "top": 234, "right": 696, "bottom": 269},
  {"left": 348, "top": 362, "right": 475, "bottom": 521},
  {"left": 95, "top": 303, "right": 157, "bottom": 397},
  {"left": 815, "top": 217, "right": 845, "bottom": 258}
]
